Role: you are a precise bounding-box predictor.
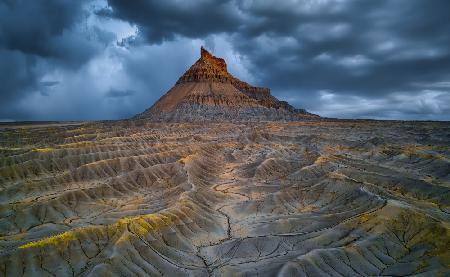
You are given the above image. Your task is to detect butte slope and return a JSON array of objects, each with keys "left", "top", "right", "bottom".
[{"left": 135, "top": 47, "right": 317, "bottom": 121}]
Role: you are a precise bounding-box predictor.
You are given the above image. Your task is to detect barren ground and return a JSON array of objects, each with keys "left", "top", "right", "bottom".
[{"left": 0, "top": 120, "right": 449, "bottom": 276}]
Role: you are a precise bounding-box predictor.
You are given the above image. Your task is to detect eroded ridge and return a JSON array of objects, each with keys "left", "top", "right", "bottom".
[{"left": 0, "top": 120, "right": 449, "bottom": 276}]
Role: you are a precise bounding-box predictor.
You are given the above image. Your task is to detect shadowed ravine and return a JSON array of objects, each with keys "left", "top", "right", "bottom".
[{"left": 0, "top": 120, "right": 449, "bottom": 276}]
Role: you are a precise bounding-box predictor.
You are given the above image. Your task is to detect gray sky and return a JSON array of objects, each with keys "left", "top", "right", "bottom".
[{"left": 1, "top": 0, "right": 450, "bottom": 121}]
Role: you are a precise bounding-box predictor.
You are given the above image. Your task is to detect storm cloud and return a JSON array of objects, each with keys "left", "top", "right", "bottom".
[{"left": 1, "top": 0, "right": 449, "bottom": 120}]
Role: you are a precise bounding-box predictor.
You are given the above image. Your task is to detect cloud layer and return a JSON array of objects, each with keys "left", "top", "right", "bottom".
[{"left": 1, "top": 0, "right": 449, "bottom": 121}]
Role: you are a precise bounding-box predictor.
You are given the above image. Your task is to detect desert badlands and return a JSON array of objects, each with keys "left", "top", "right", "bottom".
[{"left": 0, "top": 48, "right": 449, "bottom": 276}]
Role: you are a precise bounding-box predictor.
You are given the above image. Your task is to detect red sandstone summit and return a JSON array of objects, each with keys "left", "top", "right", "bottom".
[{"left": 136, "top": 47, "right": 315, "bottom": 121}]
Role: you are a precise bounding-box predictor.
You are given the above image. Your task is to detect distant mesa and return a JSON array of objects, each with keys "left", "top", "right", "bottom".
[{"left": 135, "top": 47, "right": 318, "bottom": 121}]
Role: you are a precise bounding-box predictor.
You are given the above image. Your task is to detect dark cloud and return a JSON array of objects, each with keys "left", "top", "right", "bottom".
[
  {"left": 0, "top": 0, "right": 116, "bottom": 120},
  {"left": 40, "top": 81, "right": 60, "bottom": 87},
  {"left": 1, "top": 0, "right": 449, "bottom": 120},
  {"left": 106, "top": 89, "right": 135, "bottom": 98},
  {"left": 105, "top": 0, "right": 243, "bottom": 43},
  {"left": 38, "top": 81, "right": 60, "bottom": 96},
  {"left": 0, "top": 1, "right": 111, "bottom": 67},
  {"left": 230, "top": 0, "right": 450, "bottom": 95},
  {"left": 0, "top": 0, "right": 83, "bottom": 57},
  {"left": 99, "top": 0, "right": 450, "bottom": 120}
]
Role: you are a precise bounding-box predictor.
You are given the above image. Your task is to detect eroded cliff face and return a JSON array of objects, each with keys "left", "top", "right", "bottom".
[
  {"left": 176, "top": 47, "right": 231, "bottom": 84},
  {"left": 136, "top": 47, "right": 316, "bottom": 121}
]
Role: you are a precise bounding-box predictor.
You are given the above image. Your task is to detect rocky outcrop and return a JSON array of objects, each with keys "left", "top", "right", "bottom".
[
  {"left": 176, "top": 47, "right": 230, "bottom": 84},
  {"left": 136, "top": 47, "right": 317, "bottom": 121}
]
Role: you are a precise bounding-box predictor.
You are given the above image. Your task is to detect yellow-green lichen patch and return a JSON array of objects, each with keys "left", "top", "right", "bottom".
[
  {"left": 0, "top": 147, "right": 23, "bottom": 151},
  {"left": 358, "top": 213, "right": 371, "bottom": 223},
  {"left": 31, "top": 147, "right": 54, "bottom": 153},
  {"left": 387, "top": 211, "right": 450, "bottom": 270},
  {"left": 118, "top": 213, "right": 174, "bottom": 237},
  {"left": 18, "top": 213, "right": 177, "bottom": 250},
  {"left": 18, "top": 231, "right": 76, "bottom": 249},
  {"left": 60, "top": 141, "right": 96, "bottom": 148}
]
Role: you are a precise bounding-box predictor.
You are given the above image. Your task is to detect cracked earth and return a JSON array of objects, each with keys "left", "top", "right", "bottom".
[{"left": 0, "top": 120, "right": 449, "bottom": 276}]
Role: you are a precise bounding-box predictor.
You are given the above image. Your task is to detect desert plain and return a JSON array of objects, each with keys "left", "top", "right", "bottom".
[{"left": 0, "top": 120, "right": 449, "bottom": 276}]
